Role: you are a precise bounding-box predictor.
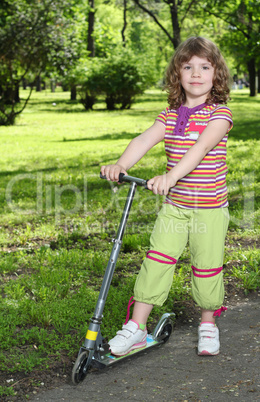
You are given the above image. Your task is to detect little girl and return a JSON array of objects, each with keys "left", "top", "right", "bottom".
[{"left": 101, "top": 36, "right": 233, "bottom": 356}]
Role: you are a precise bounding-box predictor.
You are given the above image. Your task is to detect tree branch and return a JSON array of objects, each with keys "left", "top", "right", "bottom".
[
  {"left": 13, "top": 86, "right": 33, "bottom": 118},
  {"left": 121, "top": 0, "right": 127, "bottom": 46},
  {"left": 132, "top": 0, "right": 174, "bottom": 45},
  {"left": 181, "top": 0, "right": 199, "bottom": 24},
  {"left": 204, "top": 7, "right": 250, "bottom": 39}
]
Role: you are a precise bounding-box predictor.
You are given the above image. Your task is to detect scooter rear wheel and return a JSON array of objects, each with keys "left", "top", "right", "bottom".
[{"left": 72, "top": 351, "right": 90, "bottom": 385}]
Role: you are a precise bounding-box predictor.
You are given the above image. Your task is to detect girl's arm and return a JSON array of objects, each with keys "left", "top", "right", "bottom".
[
  {"left": 101, "top": 120, "right": 165, "bottom": 182},
  {"left": 148, "top": 119, "right": 230, "bottom": 194}
]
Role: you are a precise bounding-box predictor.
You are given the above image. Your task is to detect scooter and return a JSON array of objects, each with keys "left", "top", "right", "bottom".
[{"left": 71, "top": 173, "right": 175, "bottom": 385}]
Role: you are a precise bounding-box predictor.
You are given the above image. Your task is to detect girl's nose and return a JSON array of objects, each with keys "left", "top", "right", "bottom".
[{"left": 191, "top": 68, "right": 201, "bottom": 77}]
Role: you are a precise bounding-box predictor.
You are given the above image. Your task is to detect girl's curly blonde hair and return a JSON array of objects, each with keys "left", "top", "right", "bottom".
[{"left": 165, "top": 36, "right": 231, "bottom": 109}]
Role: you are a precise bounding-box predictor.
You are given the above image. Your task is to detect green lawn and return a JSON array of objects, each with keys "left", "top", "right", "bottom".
[{"left": 0, "top": 88, "right": 259, "bottom": 398}]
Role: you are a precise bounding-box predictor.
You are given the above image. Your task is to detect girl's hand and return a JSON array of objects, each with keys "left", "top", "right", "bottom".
[
  {"left": 100, "top": 164, "right": 127, "bottom": 182},
  {"left": 147, "top": 173, "right": 177, "bottom": 195}
]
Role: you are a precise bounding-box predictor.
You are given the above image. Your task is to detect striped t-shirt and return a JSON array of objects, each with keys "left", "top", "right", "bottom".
[{"left": 156, "top": 103, "right": 233, "bottom": 209}]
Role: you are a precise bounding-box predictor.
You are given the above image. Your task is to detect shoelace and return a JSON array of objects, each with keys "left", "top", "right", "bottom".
[
  {"left": 124, "top": 296, "right": 135, "bottom": 325},
  {"left": 213, "top": 306, "right": 227, "bottom": 317}
]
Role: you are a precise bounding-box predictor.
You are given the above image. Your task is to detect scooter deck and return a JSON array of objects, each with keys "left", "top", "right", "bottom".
[{"left": 92, "top": 334, "right": 161, "bottom": 368}]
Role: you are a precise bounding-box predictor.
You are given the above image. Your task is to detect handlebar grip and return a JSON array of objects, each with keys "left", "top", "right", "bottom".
[
  {"left": 100, "top": 173, "right": 107, "bottom": 180},
  {"left": 100, "top": 172, "right": 149, "bottom": 189},
  {"left": 118, "top": 173, "right": 125, "bottom": 183},
  {"left": 100, "top": 172, "right": 125, "bottom": 182}
]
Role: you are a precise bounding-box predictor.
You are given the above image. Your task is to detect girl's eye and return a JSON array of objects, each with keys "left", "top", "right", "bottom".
[
  {"left": 202, "top": 66, "right": 210, "bottom": 70},
  {"left": 183, "top": 66, "right": 191, "bottom": 70}
]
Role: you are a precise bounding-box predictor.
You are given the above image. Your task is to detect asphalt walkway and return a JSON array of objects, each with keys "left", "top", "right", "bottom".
[{"left": 32, "top": 297, "right": 260, "bottom": 401}]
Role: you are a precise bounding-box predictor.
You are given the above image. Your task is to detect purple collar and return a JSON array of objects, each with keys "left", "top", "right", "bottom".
[
  {"left": 174, "top": 103, "right": 206, "bottom": 136},
  {"left": 177, "top": 102, "right": 206, "bottom": 114}
]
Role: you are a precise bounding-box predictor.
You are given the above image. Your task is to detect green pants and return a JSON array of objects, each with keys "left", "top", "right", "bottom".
[{"left": 134, "top": 204, "right": 229, "bottom": 311}]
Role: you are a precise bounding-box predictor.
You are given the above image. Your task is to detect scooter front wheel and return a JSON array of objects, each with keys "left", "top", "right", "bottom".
[
  {"left": 157, "top": 322, "right": 173, "bottom": 343},
  {"left": 72, "top": 351, "right": 90, "bottom": 385},
  {"left": 153, "top": 314, "right": 174, "bottom": 343}
]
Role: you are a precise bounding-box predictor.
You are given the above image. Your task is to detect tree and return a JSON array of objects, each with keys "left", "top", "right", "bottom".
[
  {"left": 132, "top": 0, "right": 200, "bottom": 49},
  {"left": 0, "top": 0, "right": 79, "bottom": 125},
  {"left": 202, "top": 0, "right": 260, "bottom": 96}
]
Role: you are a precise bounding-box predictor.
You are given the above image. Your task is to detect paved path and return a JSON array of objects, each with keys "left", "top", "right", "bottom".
[{"left": 32, "top": 298, "right": 260, "bottom": 401}]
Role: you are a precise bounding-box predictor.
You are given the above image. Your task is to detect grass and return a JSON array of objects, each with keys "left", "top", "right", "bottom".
[{"left": 0, "top": 87, "right": 259, "bottom": 398}]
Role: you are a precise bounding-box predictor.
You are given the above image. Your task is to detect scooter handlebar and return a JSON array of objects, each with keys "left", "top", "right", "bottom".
[{"left": 100, "top": 172, "right": 148, "bottom": 189}]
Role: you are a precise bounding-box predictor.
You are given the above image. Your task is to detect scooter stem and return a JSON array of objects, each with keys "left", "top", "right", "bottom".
[{"left": 84, "top": 181, "right": 137, "bottom": 349}]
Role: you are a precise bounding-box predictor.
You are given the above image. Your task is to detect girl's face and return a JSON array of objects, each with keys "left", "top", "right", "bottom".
[{"left": 180, "top": 55, "right": 214, "bottom": 106}]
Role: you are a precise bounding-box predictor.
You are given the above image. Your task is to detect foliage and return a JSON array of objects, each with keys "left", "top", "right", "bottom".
[
  {"left": 78, "top": 49, "right": 156, "bottom": 110},
  {"left": 201, "top": 0, "right": 260, "bottom": 96},
  {"left": 227, "top": 249, "right": 260, "bottom": 294},
  {"left": 0, "top": 0, "right": 80, "bottom": 125},
  {"left": 94, "top": 3, "right": 123, "bottom": 57},
  {"left": 100, "top": 49, "right": 156, "bottom": 110},
  {"left": 76, "top": 58, "right": 103, "bottom": 109}
]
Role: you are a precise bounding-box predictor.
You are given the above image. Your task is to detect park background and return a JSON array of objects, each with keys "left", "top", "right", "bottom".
[{"left": 0, "top": 0, "right": 259, "bottom": 399}]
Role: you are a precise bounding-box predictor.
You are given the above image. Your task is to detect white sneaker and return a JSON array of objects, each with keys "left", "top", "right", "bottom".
[
  {"left": 109, "top": 320, "right": 147, "bottom": 356},
  {"left": 198, "top": 323, "right": 220, "bottom": 355}
]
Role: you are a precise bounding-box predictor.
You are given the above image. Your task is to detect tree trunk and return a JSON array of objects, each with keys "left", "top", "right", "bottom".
[
  {"left": 51, "top": 79, "right": 56, "bottom": 93},
  {"left": 247, "top": 58, "right": 256, "bottom": 97},
  {"left": 258, "top": 67, "right": 260, "bottom": 94},
  {"left": 2, "top": 87, "right": 14, "bottom": 104},
  {"left": 87, "top": 0, "right": 95, "bottom": 57},
  {"left": 122, "top": 0, "right": 127, "bottom": 46},
  {"left": 14, "top": 84, "right": 20, "bottom": 103},
  {"left": 36, "top": 75, "right": 41, "bottom": 92},
  {"left": 169, "top": 0, "right": 181, "bottom": 49},
  {"left": 106, "top": 96, "right": 115, "bottom": 110},
  {"left": 70, "top": 85, "right": 77, "bottom": 101}
]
